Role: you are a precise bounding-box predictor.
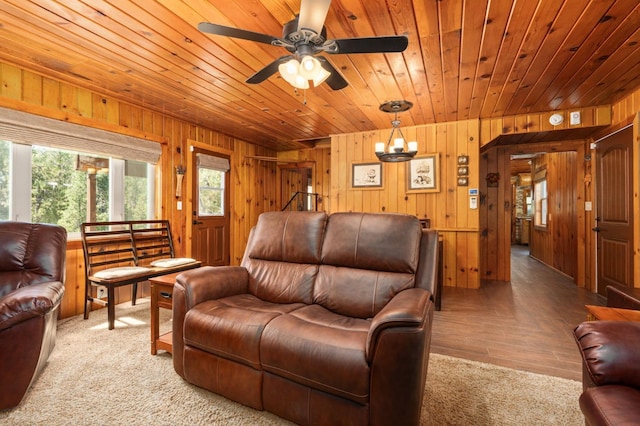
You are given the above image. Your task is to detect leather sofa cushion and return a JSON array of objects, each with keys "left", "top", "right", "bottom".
[
  {"left": 245, "top": 211, "right": 327, "bottom": 264},
  {"left": 321, "top": 212, "right": 421, "bottom": 273},
  {"left": 261, "top": 304, "right": 371, "bottom": 404},
  {"left": 315, "top": 265, "right": 415, "bottom": 318},
  {"left": 245, "top": 261, "right": 318, "bottom": 305},
  {"left": 314, "top": 212, "right": 422, "bottom": 318},
  {"left": 243, "top": 211, "right": 326, "bottom": 304},
  {"left": 183, "top": 294, "right": 305, "bottom": 370},
  {"left": 579, "top": 385, "right": 640, "bottom": 426}
]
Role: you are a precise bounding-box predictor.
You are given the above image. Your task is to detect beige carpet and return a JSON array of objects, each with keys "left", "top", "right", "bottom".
[{"left": 1, "top": 301, "right": 584, "bottom": 425}]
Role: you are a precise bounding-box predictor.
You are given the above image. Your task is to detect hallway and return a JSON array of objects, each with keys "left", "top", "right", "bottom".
[{"left": 430, "top": 245, "right": 605, "bottom": 381}]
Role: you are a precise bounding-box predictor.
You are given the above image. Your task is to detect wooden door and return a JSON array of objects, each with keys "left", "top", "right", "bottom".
[
  {"left": 190, "top": 149, "right": 230, "bottom": 266},
  {"left": 595, "top": 126, "right": 633, "bottom": 296}
]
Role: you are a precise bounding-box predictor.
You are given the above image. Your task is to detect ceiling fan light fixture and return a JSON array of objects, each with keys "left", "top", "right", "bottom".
[
  {"left": 278, "top": 55, "right": 330, "bottom": 89},
  {"left": 312, "top": 67, "right": 331, "bottom": 87},
  {"left": 293, "top": 74, "right": 310, "bottom": 90},
  {"left": 299, "top": 55, "right": 320, "bottom": 78},
  {"left": 279, "top": 59, "right": 299, "bottom": 81}
]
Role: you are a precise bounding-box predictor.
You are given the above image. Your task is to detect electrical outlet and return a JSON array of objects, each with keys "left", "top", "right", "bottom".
[{"left": 96, "top": 286, "right": 108, "bottom": 299}]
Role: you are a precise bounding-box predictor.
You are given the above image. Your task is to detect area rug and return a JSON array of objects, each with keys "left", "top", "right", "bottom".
[{"left": 0, "top": 301, "right": 583, "bottom": 425}]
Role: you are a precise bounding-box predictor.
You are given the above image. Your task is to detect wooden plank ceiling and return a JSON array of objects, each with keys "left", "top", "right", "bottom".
[{"left": 0, "top": 0, "right": 638, "bottom": 151}]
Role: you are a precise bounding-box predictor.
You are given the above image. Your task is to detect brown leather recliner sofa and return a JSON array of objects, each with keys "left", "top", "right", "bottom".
[
  {"left": 173, "top": 211, "right": 438, "bottom": 425},
  {"left": 0, "top": 222, "right": 67, "bottom": 410},
  {"left": 573, "top": 320, "right": 640, "bottom": 425}
]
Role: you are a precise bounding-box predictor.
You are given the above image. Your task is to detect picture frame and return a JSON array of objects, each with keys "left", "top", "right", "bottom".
[
  {"left": 407, "top": 154, "right": 440, "bottom": 192},
  {"left": 351, "top": 162, "right": 383, "bottom": 189}
]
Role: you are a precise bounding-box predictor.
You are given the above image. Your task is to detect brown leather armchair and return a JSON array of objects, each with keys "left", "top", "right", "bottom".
[
  {"left": 573, "top": 321, "right": 640, "bottom": 425},
  {"left": 0, "top": 222, "right": 67, "bottom": 410}
]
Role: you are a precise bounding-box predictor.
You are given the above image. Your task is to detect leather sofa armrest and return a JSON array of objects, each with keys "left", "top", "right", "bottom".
[
  {"left": 574, "top": 320, "right": 640, "bottom": 388},
  {"left": 366, "top": 288, "right": 431, "bottom": 361},
  {"left": 175, "top": 265, "right": 249, "bottom": 309},
  {"left": 172, "top": 265, "right": 249, "bottom": 378},
  {"left": 0, "top": 281, "right": 65, "bottom": 331}
]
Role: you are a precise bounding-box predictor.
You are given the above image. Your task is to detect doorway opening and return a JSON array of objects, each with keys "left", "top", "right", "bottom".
[{"left": 279, "top": 162, "right": 318, "bottom": 211}]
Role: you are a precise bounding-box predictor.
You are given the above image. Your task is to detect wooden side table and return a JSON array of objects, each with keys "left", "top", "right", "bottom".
[
  {"left": 585, "top": 305, "right": 640, "bottom": 322},
  {"left": 150, "top": 272, "right": 182, "bottom": 355}
]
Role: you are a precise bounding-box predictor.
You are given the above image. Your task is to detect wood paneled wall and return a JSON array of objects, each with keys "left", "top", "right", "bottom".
[
  {"left": 529, "top": 152, "right": 578, "bottom": 278},
  {"left": 328, "top": 119, "right": 481, "bottom": 289},
  {"left": 0, "top": 61, "right": 277, "bottom": 319}
]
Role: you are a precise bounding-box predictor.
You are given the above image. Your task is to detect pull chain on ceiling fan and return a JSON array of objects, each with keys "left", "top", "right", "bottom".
[{"left": 198, "top": 0, "right": 408, "bottom": 90}]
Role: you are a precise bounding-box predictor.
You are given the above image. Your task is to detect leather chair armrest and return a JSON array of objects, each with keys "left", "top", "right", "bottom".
[
  {"left": 574, "top": 320, "right": 640, "bottom": 388},
  {"left": 366, "top": 288, "right": 431, "bottom": 361},
  {"left": 0, "top": 281, "right": 65, "bottom": 331}
]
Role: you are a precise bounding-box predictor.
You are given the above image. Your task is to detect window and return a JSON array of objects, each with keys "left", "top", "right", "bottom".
[
  {"left": 1, "top": 141, "right": 156, "bottom": 234},
  {"left": 197, "top": 153, "right": 226, "bottom": 216},
  {"left": 0, "top": 107, "right": 161, "bottom": 234},
  {"left": 534, "top": 169, "right": 548, "bottom": 228}
]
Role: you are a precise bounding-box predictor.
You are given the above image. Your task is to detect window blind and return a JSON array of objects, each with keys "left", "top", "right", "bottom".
[
  {"left": 0, "top": 106, "right": 161, "bottom": 164},
  {"left": 196, "top": 152, "right": 230, "bottom": 172}
]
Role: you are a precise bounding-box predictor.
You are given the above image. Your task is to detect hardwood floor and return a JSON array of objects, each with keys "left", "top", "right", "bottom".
[{"left": 430, "top": 245, "right": 606, "bottom": 381}]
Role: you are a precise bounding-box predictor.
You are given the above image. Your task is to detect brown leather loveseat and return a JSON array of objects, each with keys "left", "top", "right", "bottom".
[
  {"left": 0, "top": 222, "right": 67, "bottom": 410},
  {"left": 173, "top": 211, "right": 438, "bottom": 425},
  {"left": 573, "top": 320, "right": 640, "bottom": 425}
]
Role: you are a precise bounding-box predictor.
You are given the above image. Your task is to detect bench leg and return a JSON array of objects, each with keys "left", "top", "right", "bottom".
[
  {"left": 131, "top": 282, "right": 138, "bottom": 306},
  {"left": 108, "top": 286, "right": 116, "bottom": 330},
  {"left": 84, "top": 280, "right": 92, "bottom": 320}
]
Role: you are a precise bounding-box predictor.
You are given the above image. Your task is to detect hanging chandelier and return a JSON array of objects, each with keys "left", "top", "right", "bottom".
[{"left": 375, "top": 100, "right": 418, "bottom": 162}]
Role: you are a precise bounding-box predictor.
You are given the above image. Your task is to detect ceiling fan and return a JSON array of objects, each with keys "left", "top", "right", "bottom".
[{"left": 198, "top": 0, "right": 408, "bottom": 90}]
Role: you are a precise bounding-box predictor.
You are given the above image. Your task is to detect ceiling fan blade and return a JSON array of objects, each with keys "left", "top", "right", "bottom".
[
  {"left": 246, "top": 56, "right": 292, "bottom": 84},
  {"left": 198, "top": 22, "right": 279, "bottom": 45},
  {"left": 297, "top": 0, "right": 331, "bottom": 34},
  {"left": 329, "top": 35, "right": 409, "bottom": 54},
  {"left": 316, "top": 57, "right": 348, "bottom": 90}
]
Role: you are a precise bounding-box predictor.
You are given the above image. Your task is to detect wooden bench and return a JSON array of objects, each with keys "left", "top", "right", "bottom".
[{"left": 81, "top": 220, "right": 200, "bottom": 330}]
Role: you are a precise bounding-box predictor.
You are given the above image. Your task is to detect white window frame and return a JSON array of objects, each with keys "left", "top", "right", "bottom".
[{"left": 5, "top": 143, "right": 156, "bottom": 234}]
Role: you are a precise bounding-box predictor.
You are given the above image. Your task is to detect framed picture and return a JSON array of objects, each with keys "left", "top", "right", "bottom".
[
  {"left": 407, "top": 154, "right": 440, "bottom": 192},
  {"left": 351, "top": 162, "right": 383, "bottom": 189}
]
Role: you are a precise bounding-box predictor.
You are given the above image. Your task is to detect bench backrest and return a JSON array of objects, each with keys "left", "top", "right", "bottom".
[
  {"left": 81, "top": 220, "right": 176, "bottom": 276},
  {"left": 81, "top": 221, "right": 137, "bottom": 276},
  {"left": 130, "top": 220, "right": 175, "bottom": 266}
]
